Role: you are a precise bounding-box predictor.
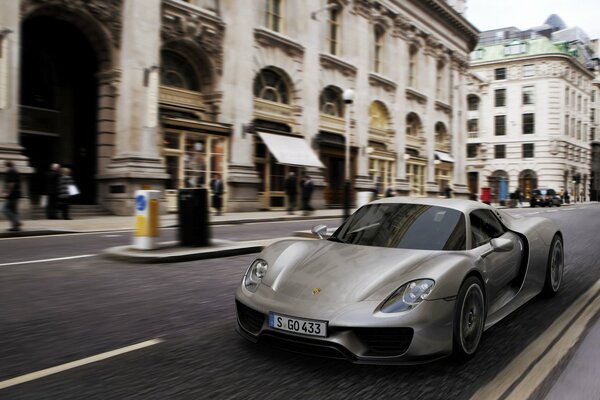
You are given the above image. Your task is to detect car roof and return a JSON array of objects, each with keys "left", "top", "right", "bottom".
[{"left": 370, "top": 197, "right": 494, "bottom": 214}]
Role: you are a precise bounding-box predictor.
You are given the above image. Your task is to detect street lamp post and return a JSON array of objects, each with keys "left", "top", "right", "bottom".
[{"left": 343, "top": 89, "right": 354, "bottom": 221}]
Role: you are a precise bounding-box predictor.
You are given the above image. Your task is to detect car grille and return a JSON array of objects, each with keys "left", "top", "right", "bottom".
[
  {"left": 236, "top": 301, "right": 265, "bottom": 334},
  {"left": 354, "top": 328, "right": 414, "bottom": 357},
  {"left": 259, "top": 331, "right": 354, "bottom": 361}
]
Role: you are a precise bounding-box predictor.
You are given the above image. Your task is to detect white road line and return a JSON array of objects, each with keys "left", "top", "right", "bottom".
[
  {"left": 0, "top": 254, "right": 97, "bottom": 267},
  {"left": 471, "top": 279, "right": 600, "bottom": 400},
  {"left": 506, "top": 293, "right": 600, "bottom": 399},
  {"left": 0, "top": 339, "right": 163, "bottom": 390}
]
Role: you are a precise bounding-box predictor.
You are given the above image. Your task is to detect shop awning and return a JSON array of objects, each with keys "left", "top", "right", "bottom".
[
  {"left": 258, "top": 132, "right": 325, "bottom": 168},
  {"left": 435, "top": 151, "right": 455, "bottom": 163}
]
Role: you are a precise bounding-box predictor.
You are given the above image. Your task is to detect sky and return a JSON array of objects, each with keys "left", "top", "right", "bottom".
[{"left": 465, "top": 0, "right": 600, "bottom": 40}]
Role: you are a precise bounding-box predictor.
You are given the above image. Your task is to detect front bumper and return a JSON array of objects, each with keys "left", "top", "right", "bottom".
[{"left": 235, "top": 288, "right": 456, "bottom": 365}]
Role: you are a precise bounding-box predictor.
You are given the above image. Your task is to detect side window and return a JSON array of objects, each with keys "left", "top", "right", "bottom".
[{"left": 470, "top": 210, "right": 506, "bottom": 248}]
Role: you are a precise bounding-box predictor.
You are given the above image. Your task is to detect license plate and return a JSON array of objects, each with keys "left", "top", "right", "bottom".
[{"left": 268, "top": 312, "right": 327, "bottom": 337}]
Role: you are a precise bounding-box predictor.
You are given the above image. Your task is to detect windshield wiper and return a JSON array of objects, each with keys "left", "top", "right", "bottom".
[{"left": 349, "top": 222, "right": 380, "bottom": 235}]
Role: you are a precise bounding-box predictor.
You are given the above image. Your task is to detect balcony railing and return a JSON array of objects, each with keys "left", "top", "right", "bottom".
[
  {"left": 406, "top": 135, "right": 424, "bottom": 150},
  {"left": 253, "top": 98, "right": 296, "bottom": 125},
  {"left": 319, "top": 113, "right": 345, "bottom": 135}
]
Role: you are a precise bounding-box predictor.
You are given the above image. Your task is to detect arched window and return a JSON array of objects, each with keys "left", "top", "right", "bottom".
[
  {"left": 253, "top": 68, "right": 290, "bottom": 104},
  {"left": 320, "top": 86, "right": 343, "bottom": 117},
  {"left": 435, "top": 122, "right": 448, "bottom": 143},
  {"left": 160, "top": 50, "right": 200, "bottom": 91},
  {"left": 408, "top": 45, "right": 418, "bottom": 88},
  {"left": 369, "top": 101, "right": 390, "bottom": 130},
  {"left": 374, "top": 25, "right": 385, "bottom": 73},
  {"left": 406, "top": 113, "right": 422, "bottom": 137},
  {"left": 467, "top": 94, "right": 480, "bottom": 111},
  {"left": 327, "top": 1, "right": 341, "bottom": 56}
]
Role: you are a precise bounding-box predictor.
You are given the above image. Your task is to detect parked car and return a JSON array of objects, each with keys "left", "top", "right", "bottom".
[
  {"left": 530, "top": 188, "right": 562, "bottom": 207},
  {"left": 235, "top": 198, "right": 564, "bottom": 364}
]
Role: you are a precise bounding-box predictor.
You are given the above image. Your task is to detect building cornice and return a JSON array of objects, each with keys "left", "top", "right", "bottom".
[
  {"left": 471, "top": 53, "right": 596, "bottom": 79},
  {"left": 369, "top": 73, "right": 397, "bottom": 93},
  {"left": 254, "top": 27, "right": 305, "bottom": 60},
  {"left": 410, "top": 0, "right": 479, "bottom": 50},
  {"left": 319, "top": 53, "right": 357, "bottom": 77}
]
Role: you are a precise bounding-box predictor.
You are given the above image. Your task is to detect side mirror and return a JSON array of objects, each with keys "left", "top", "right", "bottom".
[
  {"left": 311, "top": 224, "right": 328, "bottom": 239},
  {"left": 481, "top": 237, "right": 514, "bottom": 258}
]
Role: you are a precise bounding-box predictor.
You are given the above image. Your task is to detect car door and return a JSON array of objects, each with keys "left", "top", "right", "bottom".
[{"left": 470, "top": 209, "right": 523, "bottom": 301}]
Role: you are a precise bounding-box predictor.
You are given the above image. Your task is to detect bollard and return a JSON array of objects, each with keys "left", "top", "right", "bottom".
[{"left": 134, "top": 190, "right": 160, "bottom": 250}]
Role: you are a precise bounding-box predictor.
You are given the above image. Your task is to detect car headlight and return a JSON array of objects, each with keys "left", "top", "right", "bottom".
[
  {"left": 243, "top": 259, "right": 268, "bottom": 293},
  {"left": 379, "top": 279, "right": 435, "bottom": 313}
]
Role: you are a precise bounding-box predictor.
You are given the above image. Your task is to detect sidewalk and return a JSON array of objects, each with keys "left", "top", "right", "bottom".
[{"left": 0, "top": 208, "right": 345, "bottom": 238}]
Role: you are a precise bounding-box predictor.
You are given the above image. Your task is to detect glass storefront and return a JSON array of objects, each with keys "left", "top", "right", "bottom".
[{"left": 162, "top": 129, "right": 228, "bottom": 211}]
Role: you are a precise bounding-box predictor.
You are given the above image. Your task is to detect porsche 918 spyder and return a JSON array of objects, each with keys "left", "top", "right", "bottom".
[{"left": 235, "top": 198, "right": 564, "bottom": 364}]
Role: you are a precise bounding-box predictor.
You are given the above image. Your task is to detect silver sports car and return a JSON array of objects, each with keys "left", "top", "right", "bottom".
[{"left": 235, "top": 198, "right": 564, "bottom": 364}]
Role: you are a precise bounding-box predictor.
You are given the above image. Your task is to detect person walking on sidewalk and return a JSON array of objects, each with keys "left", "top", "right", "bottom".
[
  {"left": 284, "top": 172, "right": 298, "bottom": 215},
  {"left": 301, "top": 174, "right": 314, "bottom": 216},
  {"left": 57, "top": 167, "right": 77, "bottom": 220},
  {"left": 2, "top": 161, "right": 22, "bottom": 232},
  {"left": 210, "top": 173, "right": 224, "bottom": 216},
  {"left": 45, "top": 163, "right": 61, "bottom": 219}
]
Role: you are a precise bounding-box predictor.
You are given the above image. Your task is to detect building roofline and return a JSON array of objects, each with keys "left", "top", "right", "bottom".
[{"left": 412, "top": 0, "right": 480, "bottom": 50}]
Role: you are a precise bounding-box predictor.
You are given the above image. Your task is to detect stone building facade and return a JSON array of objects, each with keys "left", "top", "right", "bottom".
[
  {"left": 466, "top": 29, "right": 597, "bottom": 203},
  {"left": 0, "top": 0, "right": 477, "bottom": 216}
]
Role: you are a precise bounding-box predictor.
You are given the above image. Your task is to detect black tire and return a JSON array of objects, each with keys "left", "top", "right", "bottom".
[
  {"left": 452, "top": 276, "right": 486, "bottom": 360},
  {"left": 542, "top": 235, "right": 564, "bottom": 296}
]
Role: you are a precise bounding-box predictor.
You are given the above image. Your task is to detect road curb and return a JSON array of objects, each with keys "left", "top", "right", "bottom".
[{"left": 102, "top": 240, "right": 265, "bottom": 263}]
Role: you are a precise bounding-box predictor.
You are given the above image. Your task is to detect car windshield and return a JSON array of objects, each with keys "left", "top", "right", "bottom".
[{"left": 330, "top": 203, "right": 466, "bottom": 250}]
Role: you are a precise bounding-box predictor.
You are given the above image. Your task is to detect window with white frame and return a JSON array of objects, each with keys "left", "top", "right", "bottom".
[
  {"left": 494, "top": 67, "right": 506, "bottom": 80},
  {"left": 504, "top": 41, "right": 527, "bottom": 55},
  {"left": 495, "top": 115, "right": 506, "bottom": 136},
  {"left": 522, "top": 64, "right": 535, "bottom": 77},
  {"left": 494, "top": 144, "right": 506, "bottom": 159},
  {"left": 523, "top": 113, "right": 535, "bottom": 134},
  {"left": 522, "top": 143, "right": 534, "bottom": 158},
  {"left": 495, "top": 88, "right": 506, "bottom": 107},
  {"left": 522, "top": 86, "right": 534, "bottom": 105}
]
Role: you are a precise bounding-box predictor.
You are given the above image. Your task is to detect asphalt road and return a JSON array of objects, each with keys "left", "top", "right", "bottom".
[
  {"left": 0, "top": 205, "right": 598, "bottom": 399},
  {"left": 0, "top": 217, "right": 342, "bottom": 264}
]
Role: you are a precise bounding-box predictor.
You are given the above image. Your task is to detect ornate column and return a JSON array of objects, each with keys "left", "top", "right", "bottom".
[{"left": 98, "top": 0, "right": 168, "bottom": 215}]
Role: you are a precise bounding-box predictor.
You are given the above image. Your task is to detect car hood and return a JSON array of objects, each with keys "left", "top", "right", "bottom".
[{"left": 260, "top": 239, "right": 443, "bottom": 305}]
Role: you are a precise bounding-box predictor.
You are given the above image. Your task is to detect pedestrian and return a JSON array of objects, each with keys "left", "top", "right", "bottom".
[
  {"left": 45, "top": 163, "right": 61, "bottom": 219},
  {"left": 57, "top": 167, "right": 77, "bottom": 220},
  {"left": 284, "top": 172, "right": 298, "bottom": 215},
  {"left": 210, "top": 173, "right": 224, "bottom": 216},
  {"left": 2, "top": 161, "right": 22, "bottom": 232},
  {"left": 385, "top": 187, "right": 395, "bottom": 197},
  {"left": 301, "top": 174, "right": 314, "bottom": 216},
  {"left": 444, "top": 185, "right": 452, "bottom": 198},
  {"left": 514, "top": 187, "right": 523, "bottom": 206}
]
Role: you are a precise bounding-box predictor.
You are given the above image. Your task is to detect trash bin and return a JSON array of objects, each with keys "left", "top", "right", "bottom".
[{"left": 178, "top": 188, "right": 211, "bottom": 247}]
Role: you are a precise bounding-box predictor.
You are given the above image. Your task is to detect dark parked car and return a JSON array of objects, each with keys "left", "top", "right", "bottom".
[{"left": 530, "top": 188, "right": 562, "bottom": 207}]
